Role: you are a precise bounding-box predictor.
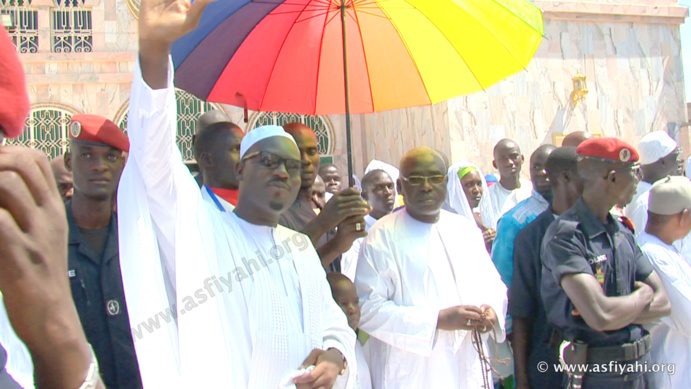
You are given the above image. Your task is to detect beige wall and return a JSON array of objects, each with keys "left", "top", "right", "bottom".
[{"left": 326, "top": 1, "right": 689, "bottom": 178}]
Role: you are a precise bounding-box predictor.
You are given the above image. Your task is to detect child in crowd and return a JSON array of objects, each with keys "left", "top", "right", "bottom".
[{"left": 327, "top": 273, "right": 373, "bottom": 389}]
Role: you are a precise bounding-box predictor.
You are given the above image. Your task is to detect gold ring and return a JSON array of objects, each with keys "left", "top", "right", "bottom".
[{"left": 355, "top": 222, "right": 362, "bottom": 231}]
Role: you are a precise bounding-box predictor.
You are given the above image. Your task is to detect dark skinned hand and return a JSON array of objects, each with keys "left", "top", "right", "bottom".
[
  {"left": 0, "top": 146, "right": 104, "bottom": 388},
  {"left": 316, "top": 187, "right": 370, "bottom": 232},
  {"left": 293, "top": 348, "right": 344, "bottom": 389}
]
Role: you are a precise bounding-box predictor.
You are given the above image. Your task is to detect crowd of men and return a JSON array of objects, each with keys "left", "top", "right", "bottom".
[{"left": 1, "top": 1, "right": 690, "bottom": 388}]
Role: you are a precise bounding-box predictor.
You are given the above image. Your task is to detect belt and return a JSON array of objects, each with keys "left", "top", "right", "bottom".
[{"left": 586, "top": 335, "right": 650, "bottom": 363}]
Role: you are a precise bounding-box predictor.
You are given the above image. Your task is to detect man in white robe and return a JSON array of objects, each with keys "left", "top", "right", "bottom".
[
  {"left": 118, "top": 1, "right": 355, "bottom": 387},
  {"left": 487, "top": 139, "right": 532, "bottom": 225},
  {"left": 355, "top": 147, "right": 507, "bottom": 389},
  {"left": 637, "top": 176, "right": 691, "bottom": 388},
  {"left": 340, "top": 169, "right": 395, "bottom": 280}
]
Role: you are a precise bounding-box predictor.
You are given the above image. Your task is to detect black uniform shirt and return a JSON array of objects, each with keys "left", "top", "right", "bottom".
[
  {"left": 540, "top": 198, "right": 653, "bottom": 347},
  {"left": 67, "top": 202, "right": 142, "bottom": 388},
  {"left": 508, "top": 209, "right": 562, "bottom": 387}
]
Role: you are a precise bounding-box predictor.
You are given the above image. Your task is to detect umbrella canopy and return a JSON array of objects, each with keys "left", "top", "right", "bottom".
[{"left": 172, "top": 0, "right": 544, "bottom": 116}]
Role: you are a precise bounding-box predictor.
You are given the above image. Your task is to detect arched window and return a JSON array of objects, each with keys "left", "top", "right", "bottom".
[
  {"left": 0, "top": 0, "right": 39, "bottom": 53},
  {"left": 249, "top": 112, "right": 335, "bottom": 161},
  {"left": 51, "top": 0, "right": 92, "bottom": 53},
  {"left": 115, "top": 90, "right": 222, "bottom": 162},
  {"left": 4, "top": 105, "right": 78, "bottom": 159}
]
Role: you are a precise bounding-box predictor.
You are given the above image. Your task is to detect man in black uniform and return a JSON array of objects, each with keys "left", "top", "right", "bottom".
[
  {"left": 64, "top": 114, "right": 142, "bottom": 388},
  {"left": 510, "top": 147, "right": 583, "bottom": 388},
  {"left": 541, "top": 137, "right": 670, "bottom": 389}
]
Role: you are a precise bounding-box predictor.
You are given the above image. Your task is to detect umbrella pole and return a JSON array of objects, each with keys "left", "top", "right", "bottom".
[{"left": 340, "top": 2, "right": 355, "bottom": 187}]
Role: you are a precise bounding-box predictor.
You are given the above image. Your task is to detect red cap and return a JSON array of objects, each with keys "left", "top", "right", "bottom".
[
  {"left": 576, "top": 137, "right": 639, "bottom": 164},
  {"left": 69, "top": 114, "right": 129, "bottom": 152},
  {"left": 0, "top": 27, "right": 31, "bottom": 138}
]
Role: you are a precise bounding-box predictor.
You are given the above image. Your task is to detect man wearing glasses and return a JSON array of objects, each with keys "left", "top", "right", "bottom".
[
  {"left": 117, "top": 0, "right": 356, "bottom": 386},
  {"left": 541, "top": 138, "right": 670, "bottom": 389},
  {"left": 624, "top": 130, "right": 682, "bottom": 234},
  {"left": 355, "top": 147, "right": 507, "bottom": 388}
]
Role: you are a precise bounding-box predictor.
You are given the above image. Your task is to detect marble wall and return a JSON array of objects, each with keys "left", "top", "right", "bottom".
[{"left": 325, "top": 0, "right": 690, "bottom": 178}]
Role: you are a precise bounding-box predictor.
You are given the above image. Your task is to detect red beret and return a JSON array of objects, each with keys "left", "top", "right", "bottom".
[
  {"left": 69, "top": 114, "right": 129, "bottom": 152},
  {"left": 0, "top": 27, "right": 30, "bottom": 139},
  {"left": 576, "top": 137, "right": 639, "bottom": 164}
]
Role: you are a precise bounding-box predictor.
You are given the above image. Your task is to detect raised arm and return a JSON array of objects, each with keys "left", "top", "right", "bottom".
[{"left": 125, "top": 0, "right": 215, "bottom": 279}]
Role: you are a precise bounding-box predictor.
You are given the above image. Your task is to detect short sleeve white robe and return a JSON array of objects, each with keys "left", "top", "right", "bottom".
[
  {"left": 117, "top": 58, "right": 355, "bottom": 388},
  {"left": 638, "top": 232, "right": 691, "bottom": 389},
  {"left": 355, "top": 209, "right": 507, "bottom": 389}
]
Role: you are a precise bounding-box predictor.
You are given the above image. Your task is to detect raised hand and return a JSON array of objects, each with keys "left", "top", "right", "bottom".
[
  {"left": 139, "top": 0, "right": 214, "bottom": 45},
  {"left": 138, "top": 0, "right": 215, "bottom": 89}
]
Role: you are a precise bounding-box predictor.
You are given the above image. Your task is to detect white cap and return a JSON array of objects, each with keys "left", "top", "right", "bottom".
[
  {"left": 239, "top": 125, "right": 297, "bottom": 159},
  {"left": 649, "top": 176, "right": 691, "bottom": 215},
  {"left": 638, "top": 131, "right": 677, "bottom": 165}
]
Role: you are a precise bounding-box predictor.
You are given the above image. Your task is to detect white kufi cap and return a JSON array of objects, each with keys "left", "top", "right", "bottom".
[
  {"left": 240, "top": 125, "right": 297, "bottom": 159},
  {"left": 638, "top": 130, "right": 677, "bottom": 166}
]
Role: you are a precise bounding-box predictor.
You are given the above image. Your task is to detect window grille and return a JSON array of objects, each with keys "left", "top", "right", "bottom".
[
  {"left": 116, "top": 90, "right": 220, "bottom": 162},
  {"left": 51, "top": 0, "right": 91, "bottom": 53},
  {"left": 250, "top": 112, "right": 334, "bottom": 156},
  {"left": 4, "top": 106, "right": 76, "bottom": 159},
  {"left": 0, "top": 0, "right": 38, "bottom": 53}
]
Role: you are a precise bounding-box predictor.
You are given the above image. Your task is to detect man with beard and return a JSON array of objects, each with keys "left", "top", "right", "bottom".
[
  {"left": 355, "top": 147, "right": 507, "bottom": 388},
  {"left": 541, "top": 138, "right": 670, "bottom": 388},
  {"left": 64, "top": 114, "right": 142, "bottom": 388},
  {"left": 281, "top": 123, "right": 370, "bottom": 271},
  {"left": 624, "top": 130, "right": 682, "bottom": 233},
  {"left": 117, "top": 1, "right": 355, "bottom": 386},
  {"left": 340, "top": 169, "right": 395, "bottom": 280},
  {"left": 193, "top": 109, "right": 244, "bottom": 211},
  {"left": 488, "top": 139, "right": 533, "bottom": 224},
  {"left": 509, "top": 147, "right": 583, "bottom": 389}
]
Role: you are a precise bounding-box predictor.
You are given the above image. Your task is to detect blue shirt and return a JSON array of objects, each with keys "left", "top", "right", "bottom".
[
  {"left": 508, "top": 210, "right": 562, "bottom": 388},
  {"left": 491, "top": 190, "right": 549, "bottom": 288}
]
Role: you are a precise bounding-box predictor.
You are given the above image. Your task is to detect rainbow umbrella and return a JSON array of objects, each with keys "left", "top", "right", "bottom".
[{"left": 172, "top": 0, "right": 544, "bottom": 181}]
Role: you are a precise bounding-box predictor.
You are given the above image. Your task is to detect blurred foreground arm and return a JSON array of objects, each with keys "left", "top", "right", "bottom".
[{"left": 0, "top": 146, "right": 104, "bottom": 389}]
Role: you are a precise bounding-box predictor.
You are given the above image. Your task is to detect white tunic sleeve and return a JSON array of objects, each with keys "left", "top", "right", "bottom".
[
  {"left": 355, "top": 232, "right": 439, "bottom": 357},
  {"left": 126, "top": 56, "right": 193, "bottom": 281},
  {"left": 646, "top": 246, "right": 691, "bottom": 337}
]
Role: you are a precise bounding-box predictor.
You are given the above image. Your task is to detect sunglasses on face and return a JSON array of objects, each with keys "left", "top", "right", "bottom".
[
  {"left": 401, "top": 175, "right": 446, "bottom": 186},
  {"left": 242, "top": 151, "right": 302, "bottom": 175}
]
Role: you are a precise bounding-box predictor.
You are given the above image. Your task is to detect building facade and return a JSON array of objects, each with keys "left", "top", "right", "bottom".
[{"left": 4, "top": 0, "right": 689, "bottom": 178}]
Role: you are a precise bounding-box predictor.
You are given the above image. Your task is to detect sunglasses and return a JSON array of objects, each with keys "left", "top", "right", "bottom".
[
  {"left": 401, "top": 175, "right": 446, "bottom": 186},
  {"left": 242, "top": 151, "right": 301, "bottom": 175}
]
